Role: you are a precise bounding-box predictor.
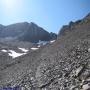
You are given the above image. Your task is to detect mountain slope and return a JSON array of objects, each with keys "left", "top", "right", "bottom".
[
  {"left": 0, "top": 13, "right": 90, "bottom": 90},
  {"left": 0, "top": 22, "right": 57, "bottom": 43}
]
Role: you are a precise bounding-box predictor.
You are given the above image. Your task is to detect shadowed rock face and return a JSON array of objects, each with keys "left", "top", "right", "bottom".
[
  {"left": 0, "top": 13, "right": 90, "bottom": 90},
  {"left": 0, "top": 22, "right": 57, "bottom": 43}
]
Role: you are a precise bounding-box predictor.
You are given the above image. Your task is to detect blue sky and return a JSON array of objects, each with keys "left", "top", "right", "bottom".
[{"left": 0, "top": 0, "right": 90, "bottom": 33}]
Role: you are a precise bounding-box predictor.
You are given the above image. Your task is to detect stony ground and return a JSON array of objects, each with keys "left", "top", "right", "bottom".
[{"left": 0, "top": 13, "right": 90, "bottom": 90}]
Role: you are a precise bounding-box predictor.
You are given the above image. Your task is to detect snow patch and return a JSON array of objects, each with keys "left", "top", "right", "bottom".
[
  {"left": 1, "top": 49, "right": 27, "bottom": 58},
  {"left": 8, "top": 50, "right": 26, "bottom": 58},
  {"left": 37, "top": 45, "right": 41, "bottom": 48},
  {"left": 18, "top": 47, "right": 29, "bottom": 52},
  {"left": 31, "top": 48, "right": 39, "bottom": 50},
  {"left": 37, "top": 40, "right": 48, "bottom": 45},
  {"left": 50, "top": 40, "right": 55, "bottom": 43},
  {"left": 1, "top": 49, "right": 8, "bottom": 52}
]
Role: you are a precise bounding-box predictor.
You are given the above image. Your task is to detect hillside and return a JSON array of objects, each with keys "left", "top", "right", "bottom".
[{"left": 0, "top": 13, "right": 90, "bottom": 90}]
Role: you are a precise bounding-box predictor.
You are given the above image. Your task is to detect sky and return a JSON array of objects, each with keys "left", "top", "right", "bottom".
[{"left": 0, "top": 0, "right": 90, "bottom": 33}]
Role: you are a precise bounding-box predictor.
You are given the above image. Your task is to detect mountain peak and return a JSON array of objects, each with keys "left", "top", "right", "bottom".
[{"left": 0, "top": 22, "right": 57, "bottom": 43}]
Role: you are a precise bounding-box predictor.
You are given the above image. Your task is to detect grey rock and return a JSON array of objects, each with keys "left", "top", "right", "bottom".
[
  {"left": 0, "top": 13, "right": 90, "bottom": 90},
  {"left": 0, "top": 22, "right": 57, "bottom": 43}
]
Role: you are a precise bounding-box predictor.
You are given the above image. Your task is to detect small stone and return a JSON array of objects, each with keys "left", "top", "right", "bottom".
[
  {"left": 75, "top": 66, "right": 84, "bottom": 77},
  {"left": 82, "top": 84, "right": 90, "bottom": 90},
  {"left": 88, "top": 48, "right": 90, "bottom": 52}
]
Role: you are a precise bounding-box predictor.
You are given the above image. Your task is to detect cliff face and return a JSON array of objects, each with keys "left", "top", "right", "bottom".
[
  {"left": 0, "top": 22, "right": 57, "bottom": 43},
  {"left": 0, "top": 13, "right": 90, "bottom": 90}
]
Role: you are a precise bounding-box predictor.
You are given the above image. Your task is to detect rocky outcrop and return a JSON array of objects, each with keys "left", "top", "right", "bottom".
[{"left": 58, "top": 13, "right": 90, "bottom": 37}]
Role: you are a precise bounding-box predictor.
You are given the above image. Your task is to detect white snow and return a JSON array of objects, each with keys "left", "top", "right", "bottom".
[
  {"left": 8, "top": 50, "right": 26, "bottom": 58},
  {"left": 1, "top": 49, "right": 8, "bottom": 52},
  {"left": 37, "top": 45, "right": 41, "bottom": 48},
  {"left": 37, "top": 40, "right": 48, "bottom": 45},
  {"left": 1, "top": 49, "right": 27, "bottom": 58},
  {"left": 31, "top": 47, "right": 39, "bottom": 50},
  {"left": 50, "top": 40, "right": 55, "bottom": 43},
  {"left": 18, "top": 47, "right": 29, "bottom": 52}
]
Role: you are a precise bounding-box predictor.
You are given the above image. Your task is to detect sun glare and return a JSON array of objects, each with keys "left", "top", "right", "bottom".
[
  {"left": 2, "top": 0, "right": 16, "bottom": 9},
  {"left": 1, "top": 0, "right": 23, "bottom": 14}
]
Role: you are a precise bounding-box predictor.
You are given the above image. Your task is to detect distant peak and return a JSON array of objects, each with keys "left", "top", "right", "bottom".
[{"left": 0, "top": 24, "right": 4, "bottom": 26}]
